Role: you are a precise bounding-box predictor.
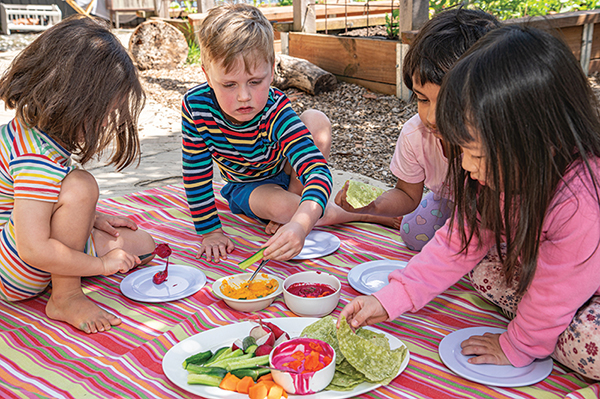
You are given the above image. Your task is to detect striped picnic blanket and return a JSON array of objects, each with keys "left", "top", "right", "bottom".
[{"left": 0, "top": 183, "right": 596, "bottom": 399}]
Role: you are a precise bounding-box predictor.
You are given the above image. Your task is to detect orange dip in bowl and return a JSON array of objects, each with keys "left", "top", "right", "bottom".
[{"left": 220, "top": 274, "right": 279, "bottom": 300}]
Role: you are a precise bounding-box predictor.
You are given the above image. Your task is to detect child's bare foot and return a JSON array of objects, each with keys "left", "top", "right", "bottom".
[
  {"left": 46, "top": 290, "right": 121, "bottom": 333},
  {"left": 319, "top": 202, "right": 402, "bottom": 229},
  {"left": 265, "top": 220, "right": 282, "bottom": 235},
  {"left": 365, "top": 215, "right": 403, "bottom": 229}
]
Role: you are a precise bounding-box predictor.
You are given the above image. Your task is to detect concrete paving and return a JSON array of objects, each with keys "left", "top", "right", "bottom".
[{"left": 0, "top": 31, "right": 390, "bottom": 200}]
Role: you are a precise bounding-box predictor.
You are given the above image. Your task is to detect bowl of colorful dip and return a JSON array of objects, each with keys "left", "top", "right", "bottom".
[
  {"left": 283, "top": 271, "right": 341, "bottom": 317},
  {"left": 212, "top": 273, "right": 283, "bottom": 312},
  {"left": 269, "top": 337, "right": 336, "bottom": 394}
]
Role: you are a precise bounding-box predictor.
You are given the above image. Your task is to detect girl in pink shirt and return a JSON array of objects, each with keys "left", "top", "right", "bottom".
[
  {"left": 340, "top": 26, "right": 600, "bottom": 380},
  {"left": 334, "top": 8, "right": 500, "bottom": 251}
]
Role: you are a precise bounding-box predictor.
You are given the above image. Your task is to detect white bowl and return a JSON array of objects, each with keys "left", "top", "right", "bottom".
[
  {"left": 212, "top": 273, "right": 283, "bottom": 312},
  {"left": 269, "top": 337, "right": 336, "bottom": 394},
  {"left": 283, "top": 271, "right": 341, "bottom": 317}
]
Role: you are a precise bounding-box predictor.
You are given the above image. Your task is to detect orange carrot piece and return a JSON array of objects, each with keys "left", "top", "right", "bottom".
[
  {"left": 257, "top": 373, "right": 273, "bottom": 382},
  {"left": 249, "top": 382, "right": 268, "bottom": 399},
  {"left": 267, "top": 385, "right": 284, "bottom": 399},
  {"left": 236, "top": 376, "right": 255, "bottom": 394},
  {"left": 219, "top": 372, "right": 240, "bottom": 392}
]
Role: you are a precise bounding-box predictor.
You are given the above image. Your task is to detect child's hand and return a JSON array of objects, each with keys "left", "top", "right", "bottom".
[
  {"left": 99, "top": 248, "right": 140, "bottom": 275},
  {"left": 334, "top": 181, "right": 364, "bottom": 213},
  {"left": 198, "top": 228, "right": 235, "bottom": 263},
  {"left": 263, "top": 221, "right": 306, "bottom": 261},
  {"left": 94, "top": 211, "right": 138, "bottom": 237},
  {"left": 460, "top": 333, "right": 511, "bottom": 365},
  {"left": 338, "top": 295, "right": 389, "bottom": 329}
]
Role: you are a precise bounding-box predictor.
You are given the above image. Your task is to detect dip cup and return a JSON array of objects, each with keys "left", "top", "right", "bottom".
[
  {"left": 283, "top": 271, "right": 341, "bottom": 317},
  {"left": 269, "top": 337, "right": 336, "bottom": 394},
  {"left": 212, "top": 273, "right": 283, "bottom": 312}
]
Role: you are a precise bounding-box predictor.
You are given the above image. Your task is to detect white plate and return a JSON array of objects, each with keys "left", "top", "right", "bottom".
[
  {"left": 120, "top": 263, "right": 207, "bottom": 302},
  {"left": 293, "top": 231, "right": 341, "bottom": 260},
  {"left": 438, "top": 327, "right": 553, "bottom": 387},
  {"left": 162, "top": 317, "right": 410, "bottom": 399},
  {"left": 347, "top": 260, "right": 408, "bottom": 295}
]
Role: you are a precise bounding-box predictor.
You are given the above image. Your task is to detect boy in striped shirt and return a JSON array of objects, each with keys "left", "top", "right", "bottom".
[{"left": 183, "top": 3, "right": 338, "bottom": 262}]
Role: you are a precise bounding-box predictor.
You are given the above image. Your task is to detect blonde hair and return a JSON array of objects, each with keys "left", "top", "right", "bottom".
[{"left": 198, "top": 3, "right": 274, "bottom": 73}]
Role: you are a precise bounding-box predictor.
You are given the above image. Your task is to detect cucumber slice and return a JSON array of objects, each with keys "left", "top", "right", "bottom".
[{"left": 238, "top": 248, "right": 266, "bottom": 270}]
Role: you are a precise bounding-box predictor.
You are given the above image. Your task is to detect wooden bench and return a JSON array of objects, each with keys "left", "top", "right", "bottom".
[{"left": 105, "top": 0, "right": 155, "bottom": 28}]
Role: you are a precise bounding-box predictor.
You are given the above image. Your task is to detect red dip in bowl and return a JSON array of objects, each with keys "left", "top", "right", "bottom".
[{"left": 287, "top": 282, "right": 335, "bottom": 298}]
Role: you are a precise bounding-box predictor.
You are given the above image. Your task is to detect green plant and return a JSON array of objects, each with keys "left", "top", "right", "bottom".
[
  {"left": 186, "top": 39, "right": 202, "bottom": 65},
  {"left": 429, "top": 0, "right": 600, "bottom": 20},
  {"left": 385, "top": 8, "right": 400, "bottom": 38},
  {"left": 277, "top": 0, "right": 293, "bottom": 6}
]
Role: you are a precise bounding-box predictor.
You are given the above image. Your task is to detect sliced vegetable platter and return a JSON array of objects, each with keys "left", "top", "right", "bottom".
[{"left": 162, "top": 317, "right": 410, "bottom": 399}]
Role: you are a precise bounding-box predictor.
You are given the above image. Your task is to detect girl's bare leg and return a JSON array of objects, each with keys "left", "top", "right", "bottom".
[{"left": 45, "top": 170, "right": 154, "bottom": 333}]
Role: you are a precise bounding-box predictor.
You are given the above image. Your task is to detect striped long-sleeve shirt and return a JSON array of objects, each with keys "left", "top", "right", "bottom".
[{"left": 182, "top": 83, "right": 332, "bottom": 235}]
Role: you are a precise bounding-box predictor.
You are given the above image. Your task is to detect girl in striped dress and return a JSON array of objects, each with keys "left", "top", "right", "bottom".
[{"left": 0, "top": 16, "right": 155, "bottom": 333}]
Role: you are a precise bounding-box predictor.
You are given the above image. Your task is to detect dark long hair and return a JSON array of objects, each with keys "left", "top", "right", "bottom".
[
  {"left": 402, "top": 7, "right": 501, "bottom": 91},
  {"left": 437, "top": 25, "right": 600, "bottom": 294},
  {"left": 0, "top": 15, "right": 145, "bottom": 170}
]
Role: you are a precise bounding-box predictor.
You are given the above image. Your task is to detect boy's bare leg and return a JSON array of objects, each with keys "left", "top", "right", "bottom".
[
  {"left": 45, "top": 170, "right": 154, "bottom": 333},
  {"left": 266, "top": 109, "right": 332, "bottom": 234}
]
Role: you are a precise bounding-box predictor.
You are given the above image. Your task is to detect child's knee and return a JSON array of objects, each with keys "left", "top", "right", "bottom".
[
  {"left": 300, "top": 109, "right": 332, "bottom": 154},
  {"left": 59, "top": 170, "right": 99, "bottom": 206},
  {"left": 137, "top": 229, "right": 156, "bottom": 254}
]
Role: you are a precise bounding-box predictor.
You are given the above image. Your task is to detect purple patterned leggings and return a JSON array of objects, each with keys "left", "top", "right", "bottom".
[
  {"left": 470, "top": 245, "right": 600, "bottom": 380},
  {"left": 400, "top": 190, "right": 453, "bottom": 251}
]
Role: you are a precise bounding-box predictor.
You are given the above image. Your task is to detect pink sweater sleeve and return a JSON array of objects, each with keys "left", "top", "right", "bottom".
[
  {"left": 376, "top": 173, "right": 600, "bottom": 368},
  {"left": 499, "top": 192, "right": 600, "bottom": 367},
  {"left": 374, "top": 219, "right": 494, "bottom": 319}
]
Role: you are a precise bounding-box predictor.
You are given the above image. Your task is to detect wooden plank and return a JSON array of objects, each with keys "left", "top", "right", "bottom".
[
  {"left": 337, "top": 75, "right": 396, "bottom": 96},
  {"left": 275, "top": 14, "right": 387, "bottom": 32},
  {"left": 591, "top": 22, "right": 600, "bottom": 59},
  {"left": 558, "top": 25, "right": 583, "bottom": 60},
  {"left": 507, "top": 10, "right": 600, "bottom": 30},
  {"left": 288, "top": 32, "right": 397, "bottom": 84},
  {"left": 258, "top": 1, "right": 395, "bottom": 22},
  {"left": 589, "top": 58, "right": 600, "bottom": 74}
]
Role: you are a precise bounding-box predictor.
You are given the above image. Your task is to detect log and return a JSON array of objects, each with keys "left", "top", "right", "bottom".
[
  {"left": 272, "top": 54, "right": 337, "bottom": 95},
  {"left": 128, "top": 19, "right": 189, "bottom": 70}
]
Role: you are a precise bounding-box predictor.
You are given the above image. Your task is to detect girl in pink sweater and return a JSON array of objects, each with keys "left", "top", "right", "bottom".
[{"left": 340, "top": 25, "right": 600, "bottom": 380}]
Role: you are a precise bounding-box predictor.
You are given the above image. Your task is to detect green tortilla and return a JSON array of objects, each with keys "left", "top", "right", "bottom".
[
  {"left": 337, "top": 316, "right": 405, "bottom": 382},
  {"left": 326, "top": 370, "right": 365, "bottom": 391},
  {"left": 300, "top": 315, "right": 344, "bottom": 364},
  {"left": 346, "top": 180, "right": 385, "bottom": 209}
]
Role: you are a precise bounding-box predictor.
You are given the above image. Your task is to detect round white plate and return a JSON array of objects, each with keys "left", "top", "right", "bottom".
[
  {"left": 163, "top": 317, "right": 410, "bottom": 399},
  {"left": 293, "top": 231, "right": 341, "bottom": 260},
  {"left": 439, "top": 327, "right": 553, "bottom": 387},
  {"left": 120, "top": 263, "right": 207, "bottom": 302},
  {"left": 347, "top": 260, "right": 408, "bottom": 295}
]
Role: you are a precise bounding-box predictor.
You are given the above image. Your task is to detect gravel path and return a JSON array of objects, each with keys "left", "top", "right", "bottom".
[
  {"left": 5, "top": 29, "right": 600, "bottom": 192},
  {"left": 139, "top": 64, "right": 415, "bottom": 188}
]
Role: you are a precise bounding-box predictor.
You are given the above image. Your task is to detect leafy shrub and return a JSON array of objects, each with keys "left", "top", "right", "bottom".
[
  {"left": 429, "top": 0, "right": 600, "bottom": 20},
  {"left": 385, "top": 9, "right": 399, "bottom": 38}
]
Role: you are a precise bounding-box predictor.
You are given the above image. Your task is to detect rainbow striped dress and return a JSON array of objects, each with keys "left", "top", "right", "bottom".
[{"left": 0, "top": 118, "right": 75, "bottom": 301}]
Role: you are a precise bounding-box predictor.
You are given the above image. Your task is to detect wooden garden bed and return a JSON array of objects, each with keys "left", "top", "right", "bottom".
[{"left": 283, "top": 9, "right": 600, "bottom": 98}]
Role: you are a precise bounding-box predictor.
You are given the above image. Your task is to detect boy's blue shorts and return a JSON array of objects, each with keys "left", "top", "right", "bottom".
[{"left": 220, "top": 171, "right": 291, "bottom": 223}]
